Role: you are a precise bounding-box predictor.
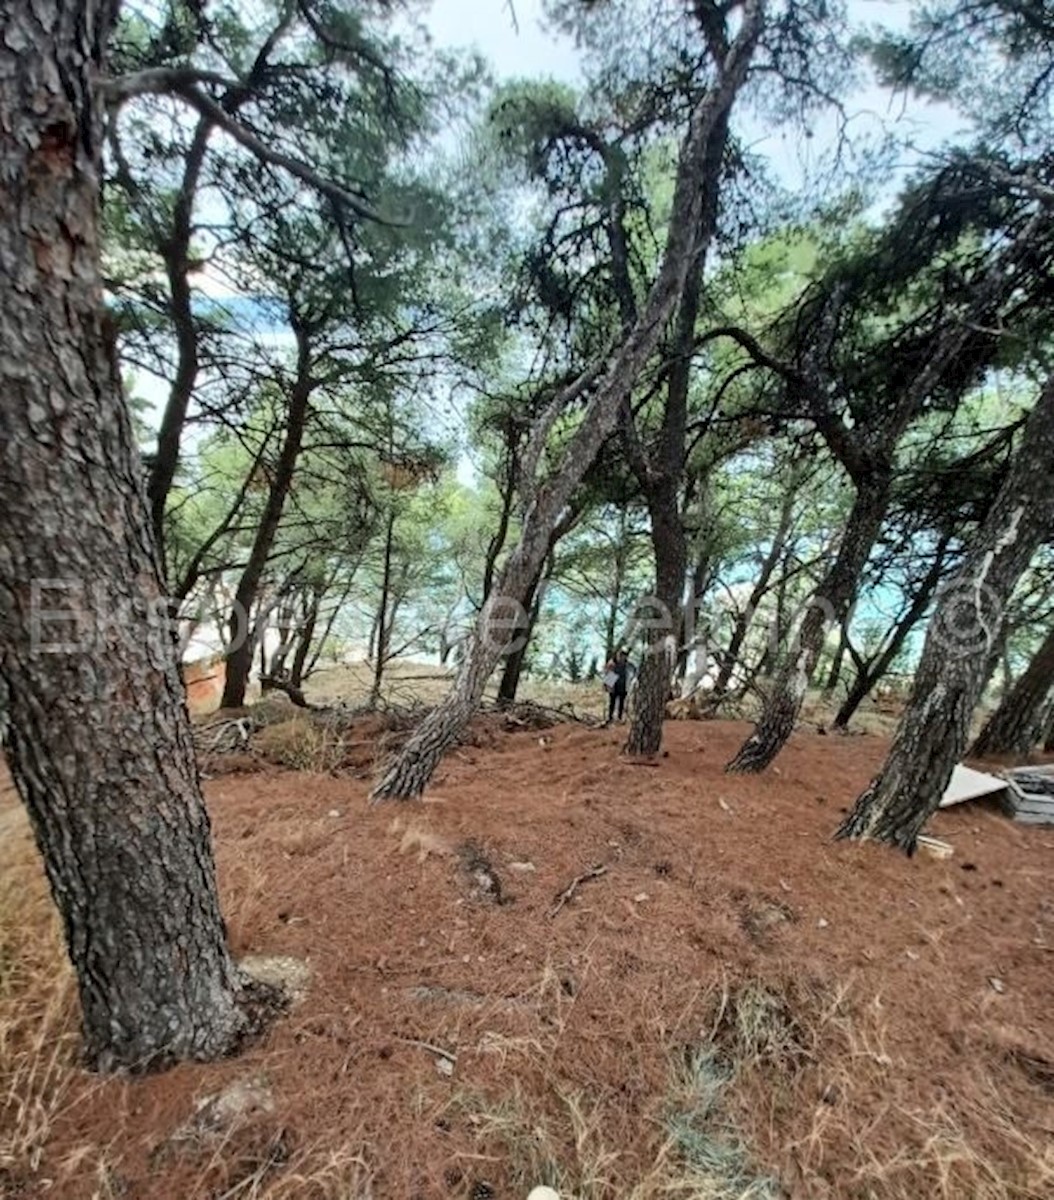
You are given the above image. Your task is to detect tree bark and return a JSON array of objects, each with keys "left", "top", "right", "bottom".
[
  {"left": 625, "top": 486, "right": 684, "bottom": 756},
  {"left": 370, "top": 6, "right": 763, "bottom": 800},
  {"left": 498, "top": 504, "right": 579, "bottom": 705},
  {"left": 0, "top": 0, "right": 258, "bottom": 1070},
  {"left": 838, "top": 374, "right": 1054, "bottom": 850},
  {"left": 220, "top": 331, "right": 312, "bottom": 709},
  {"left": 727, "top": 471, "right": 891, "bottom": 772},
  {"left": 970, "top": 624, "right": 1054, "bottom": 758},
  {"left": 496, "top": 556, "right": 549, "bottom": 705}
]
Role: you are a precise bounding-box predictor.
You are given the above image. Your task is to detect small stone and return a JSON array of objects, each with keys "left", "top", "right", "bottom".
[
  {"left": 436, "top": 1056, "right": 454, "bottom": 1078},
  {"left": 817, "top": 918, "right": 829, "bottom": 929},
  {"left": 527, "top": 1188, "right": 562, "bottom": 1200},
  {"left": 240, "top": 955, "right": 311, "bottom": 1006},
  {"left": 174, "top": 1076, "right": 273, "bottom": 1143},
  {"left": 328, "top": 809, "right": 341, "bottom": 818},
  {"left": 988, "top": 977, "right": 1005, "bottom": 994},
  {"left": 634, "top": 892, "right": 649, "bottom": 903},
  {"left": 509, "top": 861, "right": 537, "bottom": 873}
]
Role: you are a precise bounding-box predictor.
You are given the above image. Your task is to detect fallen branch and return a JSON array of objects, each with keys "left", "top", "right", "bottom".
[
  {"left": 261, "top": 675, "right": 315, "bottom": 709},
  {"left": 193, "top": 717, "right": 253, "bottom": 754},
  {"left": 481, "top": 696, "right": 602, "bottom": 728},
  {"left": 548, "top": 864, "right": 608, "bottom": 919},
  {"left": 393, "top": 1035, "right": 458, "bottom": 1063}
]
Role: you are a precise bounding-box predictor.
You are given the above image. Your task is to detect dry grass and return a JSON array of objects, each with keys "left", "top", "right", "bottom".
[
  {"left": 444, "top": 971, "right": 1054, "bottom": 1199},
  {"left": 0, "top": 836, "right": 80, "bottom": 1190},
  {"left": 306, "top": 659, "right": 608, "bottom": 722},
  {"left": 251, "top": 716, "right": 350, "bottom": 773},
  {"left": 3, "top": 695, "right": 1053, "bottom": 1199},
  {"left": 3, "top": 852, "right": 1053, "bottom": 1198}
]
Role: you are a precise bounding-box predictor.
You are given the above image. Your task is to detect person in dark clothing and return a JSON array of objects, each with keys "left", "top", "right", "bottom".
[{"left": 603, "top": 646, "right": 631, "bottom": 724}]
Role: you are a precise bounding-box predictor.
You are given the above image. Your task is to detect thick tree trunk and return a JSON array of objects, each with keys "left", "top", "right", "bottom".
[
  {"left": 834, "top": 534, "right": 951, "bottom": 729},
  {"left": 220, "top": 338, "right": 312, "bottom": 709},
  {"left": 0, "top": 0, "right": 258, "bottom": 1070},
  {"left": 970, "top": 624, "right": 1054, "bottom": 758},
  {"left": 838, "top": 374, "right": 1054, "bottom": 850},
  {"left": 625, "top": 489, "right": 685, "bottom": 756},
  {"left": 624, "top": 108, "right": 728, "bottom": 757},
  {"left": 497, "top": 505, "right": 581, "bottom": 705},
  {"left": 369, "top": 6, "right": 762, "bottom": 800},
  {"left": 496, "top": 560, "right": 547, "bottom": 705},
  {"left": 727, "top": 472, "right": 891, "bottom": 772}
]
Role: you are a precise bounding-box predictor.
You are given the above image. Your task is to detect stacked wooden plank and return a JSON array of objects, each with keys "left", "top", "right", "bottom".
[{"left": 1003, "top": 765, "right": 1054, "bottom": 825}]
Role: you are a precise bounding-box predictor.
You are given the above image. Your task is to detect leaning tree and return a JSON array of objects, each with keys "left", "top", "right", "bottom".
[
  {"left": 838, "top": 372, "right": 1054, "bottom": 850},
  {"left": 725, "top": 166, "right": 1052, "bottom": 772},
  {"left": 970, "top": 623, "right": 1054, "bottom": 758},
  {"left": 370, "top": 0, "right": 765, "bottom": 800}
]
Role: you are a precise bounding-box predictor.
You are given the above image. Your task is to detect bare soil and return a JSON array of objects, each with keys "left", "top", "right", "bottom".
[{"left": 2, "top": 720, "right": 1053, "bottom": 1199}]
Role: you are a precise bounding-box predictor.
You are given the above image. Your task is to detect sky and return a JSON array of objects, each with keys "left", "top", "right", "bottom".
[
  {"left": 137, "top": 0, "right": 969, "bottom": 486},
  {"left": 422, "top": 0, "right": 966, "bottom": 191}
]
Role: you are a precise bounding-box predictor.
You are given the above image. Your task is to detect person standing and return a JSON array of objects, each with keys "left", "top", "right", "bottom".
[{"left": 603, "top": 646, "right": 631, "bottom": 724}]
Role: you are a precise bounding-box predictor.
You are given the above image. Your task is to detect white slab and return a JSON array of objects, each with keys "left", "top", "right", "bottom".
[{"left": 939, "top": 764, "right": 1009, "bottom": 808}]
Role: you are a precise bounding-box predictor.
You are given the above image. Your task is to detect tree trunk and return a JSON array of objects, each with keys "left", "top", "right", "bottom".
[
  {"left": 676, "top": 548, "right": 711, "bottom": 683},
  {"left": 727, "top": 472, "right": 891, "bottom": 772},
  {"left": 821, "top": 623, "right": 847, "bottom": 696},
  {"left": 712, "top": 479, "right": 796, "bottom": 701},
  {"left": 481, "top": 439, "right": 518, "bottom": 604},
  {"left": 970, "top": 624, "right": 1054, "bottom": 758},
  {"left": 624, "top": 107, "right": 728, "bottom": 758},
  {"left": 625, "top": 487, "right": 685, "bottom": 756},
  {"left": 369, "top": 507, "right": 397, "bottom": 705},
  {"left": 834, "top": 534, "right": 951, "bottom": 729},
  {"left": 369, "top": 6, "right": 762, "bottom": 800},
  {"left": 146, "top": 117, "right": 212, "bottom": 561},
  {"left": 290, "top": 588, "right": 321, "bottom": 689},
  {"left": 0, "top": 1, "right": 259, "bottom": 1070},
  {"left": 220, "top": 336, "right": 312, "bottom": 709},
  {"left": 838, "top": 374, "right": 1054, "bottom": 850},
  {"left": 604, "top": 512, "right": 630, "bottom": 660},
  {"left": 496, "top": 558, "right": 548, "bottom": 705}
]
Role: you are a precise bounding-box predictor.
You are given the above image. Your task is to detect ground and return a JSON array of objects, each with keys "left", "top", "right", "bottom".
[{"left": 2, "top": 714, "right": 1053, "bottom": 1199}]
